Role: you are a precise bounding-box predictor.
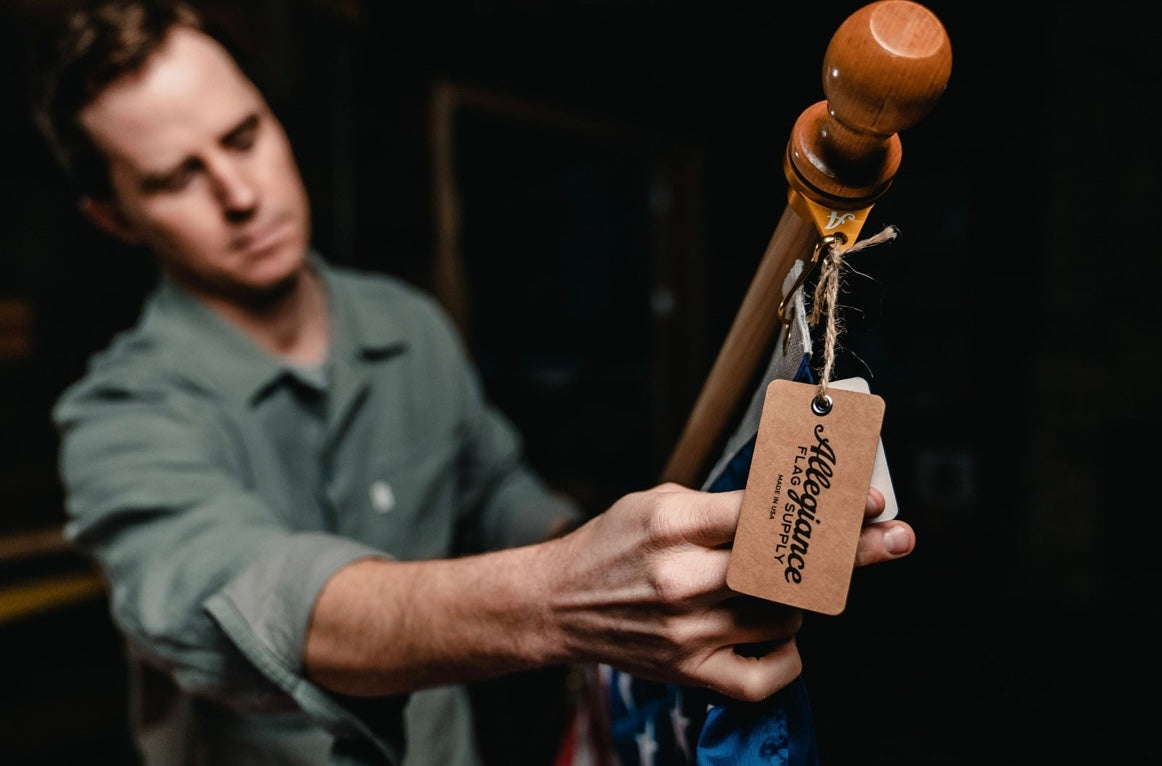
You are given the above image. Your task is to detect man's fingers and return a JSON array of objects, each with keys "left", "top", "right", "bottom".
[
  {"left": 853, "top": 520, "right": 915, "bottom": 568},
  {"left": 693, "top": 595, "right": 803, "bottom": 643},
  {"left": 865, "top": 486, "right": 885, "bottom": 519},
  {"left": 648, "top": 486, "right": 744, "bottom": 549},
  {"left": 695, "top": 638, "right": 803, "bottom": 703}
]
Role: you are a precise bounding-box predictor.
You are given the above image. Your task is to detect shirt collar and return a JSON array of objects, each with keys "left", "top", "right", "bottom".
[
  {"left": 140, "top": 253, "right": 407, "bottom": 406},
  {"left": 321, "top": 254, "right": 409, "bottom": 362}
]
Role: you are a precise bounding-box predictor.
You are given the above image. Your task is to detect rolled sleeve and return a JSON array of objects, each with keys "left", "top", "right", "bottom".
[
  {"left": 205, "top": 534, "right": 406, "bottom": 761},
  {"left": 207, "top": 533, "right": 384, "bottom": 676}
]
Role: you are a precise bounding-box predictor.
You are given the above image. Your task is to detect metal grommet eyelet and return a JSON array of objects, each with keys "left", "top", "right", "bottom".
[{"left": 812, "top": 394, "right": 833, "bottom": 416}]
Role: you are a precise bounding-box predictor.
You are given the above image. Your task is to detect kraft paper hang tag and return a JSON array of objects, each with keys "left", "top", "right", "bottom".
[{"left": 726, "top": 378, "right": 884, "bottom": 615}]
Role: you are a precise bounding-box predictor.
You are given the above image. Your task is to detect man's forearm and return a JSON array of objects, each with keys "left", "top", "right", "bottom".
[{"left": 303, "top": 541, "right": 566, "bottom": 697}]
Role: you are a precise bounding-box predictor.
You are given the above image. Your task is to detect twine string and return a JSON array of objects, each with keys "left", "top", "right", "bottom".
[{"left": 807, "top": 225, "right": 899, "bottom": 399}]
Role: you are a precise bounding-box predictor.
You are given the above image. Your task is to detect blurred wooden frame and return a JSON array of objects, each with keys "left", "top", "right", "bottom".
[
  {"left": 0, "top": 526, "right": 104, "bottom": 625},
  {"left": 427, "top": 80, "right": 712, "bottom": 469}
]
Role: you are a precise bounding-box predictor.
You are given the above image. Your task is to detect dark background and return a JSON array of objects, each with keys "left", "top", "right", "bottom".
[{"left": 2, "top": 0, "right": 1160, "bottom": 764}]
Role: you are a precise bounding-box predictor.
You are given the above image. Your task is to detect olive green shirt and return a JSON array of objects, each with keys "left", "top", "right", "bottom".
[{"left": 53, "top": 254, "right": 584, "bottom": 765}]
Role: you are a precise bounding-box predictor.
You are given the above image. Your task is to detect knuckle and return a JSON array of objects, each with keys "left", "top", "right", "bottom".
[
  {"left": 642, "top": 500, "right": 681, "bottom": 547},
  {"left": 648, "top": 561, "right": 694, "bottom": 606},
  {"left": 643, "top": 490, "right": 720, "bottom": 546}
]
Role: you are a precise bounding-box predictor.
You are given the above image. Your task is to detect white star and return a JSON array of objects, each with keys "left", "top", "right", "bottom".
[
  {"left": 636, "top": 718, "right": 658, "bottom": 766},
  {"left": 617, "top": 669, "right": 635, "bottom": 711},
  {"left": 670, "top": 689, "right": 692, "bottom": 762}
]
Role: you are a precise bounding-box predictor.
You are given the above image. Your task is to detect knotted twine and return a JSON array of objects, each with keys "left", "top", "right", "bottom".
[{"left": 807, "top": 225, "right": 899, "bottom": 398}]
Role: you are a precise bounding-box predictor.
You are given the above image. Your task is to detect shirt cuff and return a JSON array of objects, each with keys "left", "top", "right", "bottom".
[{"left": 204, "top": 532, "right": 405, "bottom": 762}]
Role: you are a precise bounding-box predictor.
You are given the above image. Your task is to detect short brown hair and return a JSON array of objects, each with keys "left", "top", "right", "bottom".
[{"left": 29, "top": 0, "right": 213, "bottom": 198}]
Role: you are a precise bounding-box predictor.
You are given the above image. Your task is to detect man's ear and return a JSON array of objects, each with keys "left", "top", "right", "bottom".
[{"left": 79, "top": 196, "right": 141, "bottom": 244}]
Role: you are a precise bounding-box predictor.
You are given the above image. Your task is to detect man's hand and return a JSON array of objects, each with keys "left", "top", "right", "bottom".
[
  {"left": 544, "top": 484, "right": 801, "bottom": 702},
  {"left": 542, "top": 482, "right": 915, "bottom": 703}
]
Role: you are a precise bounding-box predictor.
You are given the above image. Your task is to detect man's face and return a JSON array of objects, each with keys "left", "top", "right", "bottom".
[{"left": 79, "top": 27, "right": 311, "bottom": 302}]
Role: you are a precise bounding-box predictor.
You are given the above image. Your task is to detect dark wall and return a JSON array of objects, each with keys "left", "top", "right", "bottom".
[{"left": 2, "top": 1, "right": 1159, "bottom": 763}]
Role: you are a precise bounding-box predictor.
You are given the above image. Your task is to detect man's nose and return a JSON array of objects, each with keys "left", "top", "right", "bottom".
[{"left": 208, "top": 158, "right": 258, "bottom": 218}]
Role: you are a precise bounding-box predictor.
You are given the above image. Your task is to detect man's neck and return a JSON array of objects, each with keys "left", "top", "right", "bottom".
[{"left": 181, "top": 266, "right": 330, "bottom": 366}]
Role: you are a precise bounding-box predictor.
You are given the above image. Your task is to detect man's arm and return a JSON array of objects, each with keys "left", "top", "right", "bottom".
[{"left": 304, "top": 483, "right": 914, "bottom": 703}]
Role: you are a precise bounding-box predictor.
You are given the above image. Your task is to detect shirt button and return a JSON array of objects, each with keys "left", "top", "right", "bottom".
[{"left": 370, "top": 480, "right": 395, "bottom": 513}]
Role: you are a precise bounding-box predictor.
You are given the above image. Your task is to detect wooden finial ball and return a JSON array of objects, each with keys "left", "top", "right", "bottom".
[
  {"left": 823, "top": 0, "right": 952, "bottom": 136},
  {"left": 786, "top": 0, "right": 952, "bottom": 205}
]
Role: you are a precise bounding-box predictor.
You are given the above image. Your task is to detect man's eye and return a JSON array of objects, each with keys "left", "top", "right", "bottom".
[
  {"left": 149, "top": 166, "right": 196, "bottom": 193},
  {"left": 225, "top": 125, "right": 257, "bottom": 151}
]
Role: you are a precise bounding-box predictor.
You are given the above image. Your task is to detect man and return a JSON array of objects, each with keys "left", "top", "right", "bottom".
[{"left": 31, "top": 1, "right": 917, "bottom": 764}]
